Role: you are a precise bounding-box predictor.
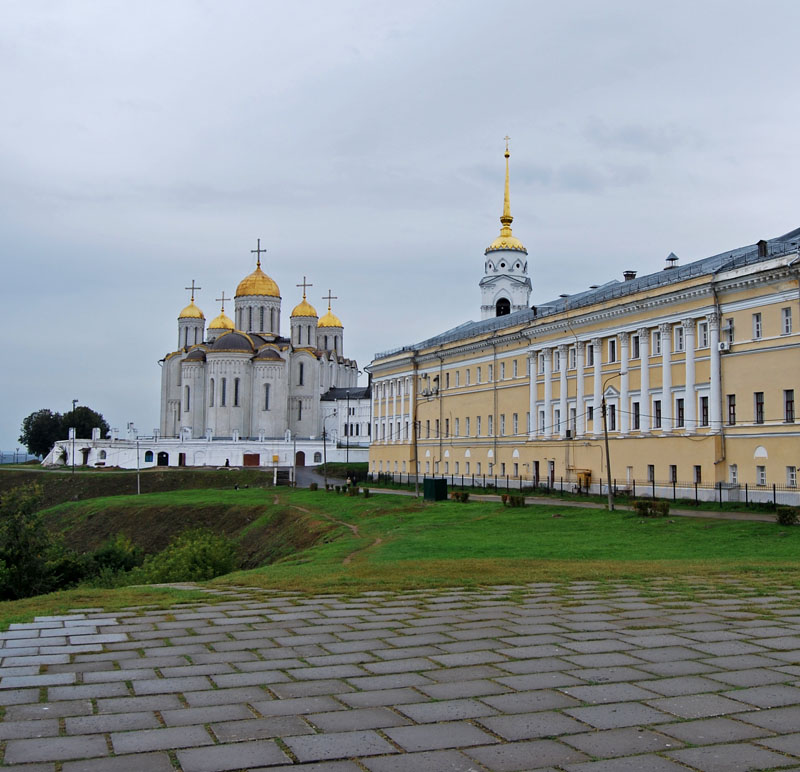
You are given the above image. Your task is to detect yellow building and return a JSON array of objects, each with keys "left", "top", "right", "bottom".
[{"left": 368, "top": 148, "right": 800, "bottom": 504}]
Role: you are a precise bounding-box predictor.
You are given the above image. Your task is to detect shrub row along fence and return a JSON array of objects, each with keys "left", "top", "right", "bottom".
[{"left": 368, "top": 472, "right": 800, "bottom": 507}]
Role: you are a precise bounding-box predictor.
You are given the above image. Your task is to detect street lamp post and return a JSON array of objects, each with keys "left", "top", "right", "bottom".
[
  {"left": 345, "top": 390, "right": 350, "bottom": 466},
  {"left": 322, "top": 410, "right": 337, "bottom": 492},
  {"left": 71, "top": 398, "right": 78, "bottom": 475},
  {"left": 601, "top": 373, "right": 626, "bottom": 511}
]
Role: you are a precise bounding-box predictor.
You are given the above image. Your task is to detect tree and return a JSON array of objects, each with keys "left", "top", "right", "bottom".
[
  {"left": 18, "top": 409, "right": 63, "bottom": 457},
  {"left": 61, "top": 405, "right": 110, "bottom": 442}
]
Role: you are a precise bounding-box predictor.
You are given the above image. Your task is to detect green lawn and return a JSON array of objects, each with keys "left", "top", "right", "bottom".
[{"left": 216, "top": 490, "right": 800, "bottom": 591}]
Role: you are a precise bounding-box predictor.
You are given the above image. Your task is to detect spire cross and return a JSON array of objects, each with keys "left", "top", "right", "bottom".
[
  {"left": 250, "top": 238, "right": 267, "bottom": 268},
  {"left": 322, "top": 289, "right": 338, "bottom": 310},
  {"left": 215, "top": 291, "right": 230, "bottom": 311},
  {"left": 185, "top": 279, "right": 201, "bottom": 302},
  {"left": 504, "top": 135, "right": 511, "bottom": 153},
  {"left": 296, "top": 276, "right": 313, "bottom": 299}
]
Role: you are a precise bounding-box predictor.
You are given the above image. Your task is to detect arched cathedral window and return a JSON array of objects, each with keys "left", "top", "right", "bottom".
[
  {"left": 221, "top": 378, "right": 227, "bottom": 407},
  {"left": 264, "top": 384, "right": 270, "bottom": 411},
  {"left": 209, "top": 379, "right": 215, "bottom": 407},
  {"left": 260, "top": 307, "right": 264, "bottom": 331},
  {"left": 233, "top": 378, "right": 240, "bottom": 407},
  {"left": 185, "top": 386, "right": 190, "bottom": 411},
  {"left": 496, "top": 297, "right": 511, "bottom": 316}
]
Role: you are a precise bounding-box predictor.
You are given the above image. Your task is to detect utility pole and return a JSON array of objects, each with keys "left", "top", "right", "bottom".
[
  {"left": 71, "top": 398, "right": 78, "bottom": 475},
  {"left": 602, "top": 396, "right": 614, "bottom": 511}
]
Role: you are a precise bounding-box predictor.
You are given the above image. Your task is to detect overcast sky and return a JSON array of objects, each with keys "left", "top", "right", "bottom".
[{"left": 3, "top": 0, "right": 799, "bottom": 450}]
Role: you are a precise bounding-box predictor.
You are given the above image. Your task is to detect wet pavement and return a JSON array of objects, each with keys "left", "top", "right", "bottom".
[{"left": 3, "top": 580, "right": 800, "bottom": 770}]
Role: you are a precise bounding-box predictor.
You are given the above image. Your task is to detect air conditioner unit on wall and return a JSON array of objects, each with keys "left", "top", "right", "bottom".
[{"left": 718, "top": 341, "right": 730, "bottom": 352}]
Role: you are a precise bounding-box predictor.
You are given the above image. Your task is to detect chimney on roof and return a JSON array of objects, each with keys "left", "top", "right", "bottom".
[
  {"left": 623, "top": 270, "right": 637, "bottom": 281},
  {"left": 757, "top": 239, "right": 768, "bottom": 257},
  {"left": 664, "top": 252, "right": 679, "bottom": 270}
]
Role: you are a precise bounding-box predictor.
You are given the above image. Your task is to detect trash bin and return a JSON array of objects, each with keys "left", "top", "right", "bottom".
[{"left": 423, "top": 478, "right": 447, "bottom": 502}]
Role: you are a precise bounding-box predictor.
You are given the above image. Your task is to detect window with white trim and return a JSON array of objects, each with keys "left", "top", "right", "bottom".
[
  {"left": 783, "top": 307, "right": 793, "bottom": 335},
  {"left": 788, "top": 466, "right": 797, "bottom": 488},
  {"left": 674, "top": 326, "right": 684, "bottom": 352},
  {"left": 756, "top": 465, "right": 767, "bottom": 486},
  {"left": 698, "top": 321, "right": 709, "bottom": 348},
  {"left": 752, "top": 312, "right": 762, "bottom": 340},
  {"left": 652, "top": 330, "right": 661, "bottom": 355}
]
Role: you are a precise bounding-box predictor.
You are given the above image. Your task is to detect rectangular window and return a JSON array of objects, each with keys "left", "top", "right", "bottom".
[
  {"left": 569, "top": 347, "right": 576, "bottom": 369},
  {"left": 729, "top": 464, "right": 738, "bottom": 484},
  {"left": 608, "top": 339, "right": 617, "bottom": 363},
  {"left": 647, "top": 464, "right": 655, "bottom": 482},
  {"left": 587, "top": 405, "right": 594, "bottom": 423},
  {"left": 298, "top": 363, "right": 304, "bottom": 386},
  {"left": 694, "top": 465, "right": 702, "bottom": 483},
  {"left": 477, "top": 366, "right": 482, "bottom": 383},
  {"left": 788, "top": 466, "right": 797, "bottom": 488},
  {"left": 632, "top": 335, "right": 640, "bottom": 359},
  {"left": 652, "top": 330, "right": 661, "bottom": 356},
  {"left": 513, "top": 359, "right": 518, "bottom": 377},
  {"left": 554, "top": 409, "right": 561, "bottom": 431},
  {"left": 465, "top": 461, "right": 470, "bottom": 475},
  {"left": 298, "top": 400, "right": 302, "bottom": 420},
  {"left": 675, "top": 326, "right": 684, "bottom": 352},
  {"left": 782, "top": 307, "right": 793, "bottom": 335},
  {"left": 752, "top": 312, "right": 762, "bottom": 340},
  {"left": 513, "top": 462, "right": 519, "bottom": 477},
  {"left": 263, "top": 383, "right": 270, "bottom": 411},
  {"left": 512, "top": 413, "right": 518, "bottom": 435},
  {"left": 476, "top": 416, "right": 482, "bottom": 436},
  {"left": 553, "top": 351, "right": 560, "bottom": 372},
  {"left": 587, "top": 345, "right": 594, "bottom": 366},
  {"left": 633, "top": 401, "right": 640, "bottom": 430},
  {"left": 538, "top": 354, "right": 545, "bottom": 374},
  {"left": 727, "top": 394, "right": 736, "bottom": 425},
  {"left": 654, "top": 399, "right": 662, "bottom": 429},
  {"left": 754, "top": 392, "right": 764, "bottom": 424},
  {"left": 233, "top": 378, "right": 240, "bottom": 407},
  {"left": 184, "top": 385, "right": 190, "bottom": 411},
  {"left": 569, "top": 407, "right": 576, "bottom": 432},
  {"left": 500, "top": 414, "right": 505, "bottom": 436},
  {"left": 444, "top": 418, "right": 449, "bottom": 438},
  {"left": 454, "top": 418, "right": 460, "bottom": 437},
  {"left": 500, "top": 362, "right": 506, "bottom": 379},
  {"left": 466, "top": 369, "right": 471, "bottom": 385},
  {"left": 454, "top": 461, "right": 459, "bottom": 474},
  {"left": 455, "top": 370, "right": 460, "bottom": 387},
  {"left": 670, "top": 464, "right": 677, "bottom": 483},
  {"left": 526, "top": 412, "right": 531, "bottom": 432},
  {"left": 488, "top": 415, "right": 493, "bottom": 436},
  {"left": 725, "top": 318, "right": 734, "bottom": 343},
  {"left": 444, "top": 462, "right": 449, "bottom": 474},
  {"left": 465, "top": 417, "right": 470, "bottom": 436},
  {"left": 608, "top": 404, "right": 616, "bottom": 431},
  {"left": 445, "top": 372, "right": 450, "bottom": 389},
  {"left": 476, "top": 462, "right": 481, "bottom": 475},
  {"left": 676, "top": 398, "right": 685, "bottom": 428},
  {"left": 539, "top": 410, "right": 545, "bottom": 432},
  {"left": 435, "top": 419, "right": 440, "bottom": 438},
  {"left": 488, "top": 364, "right": 493, "bottom": 382},
  {"left": 701, "top": 396, "right": 709, "bottom": 426},
  {"left": 785, "top": 389, "right": 795, "bottom": 422},
  {"left": 698, "top": 321, "right": 709, "bottom": 348},
  {"left": 425, "top": 420, "right": 430, "bottom": 439},
  {"left": 756, "top": 465, "right": 767, "bottom": 486},
  {"left": 220, "top": 378, "right": 227, "bottom": 407}
]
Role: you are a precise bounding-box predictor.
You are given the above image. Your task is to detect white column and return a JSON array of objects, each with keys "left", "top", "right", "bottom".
[
  {"left": 660, "top": 323, "right": 672, "bottom": 431},
  {"left": 528, "top": 352, "right": 537, "bottom": 439},
  {"left": 558, "top": 344, "right": 568, "bottom": 438},
  {"left": 543, "top": 348, "right": 553, "bottom": 438},
  {"left": 683, "top": 318, "right": 696, "bottom": 433},
  {"left": 709, "top": 312, "right": 722, "bottom": 431},
  {"left": 638, "top": 328, "right": 650, "bottom": 433},
  {"left": 619, "top": 332, "right": 629, "bottom": 435},
  {"left": 576, "top": 342, "right": 585, "bottom": 437},
  {"left": 592, "top": 337, "right": 602, "bottom": 436},
  {"left": 373, "top": 382, "right": 381, "bottom": 444},
  {"left": 392, "top": 379, "right": 398, "bottom": 443}
]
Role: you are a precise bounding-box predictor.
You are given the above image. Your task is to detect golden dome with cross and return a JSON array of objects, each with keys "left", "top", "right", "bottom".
[{"left": 235, "top": 239, "right": 281, "bottom": 298}]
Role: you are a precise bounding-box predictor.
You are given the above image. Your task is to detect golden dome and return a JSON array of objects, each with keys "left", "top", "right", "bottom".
[
  {"left": 178, "top": 300, "right": 205, "bottom": 319},
  {"left": 208, "top": 310, "right": 234, "bottom": 330},
  {"left": 318, "top": 308, "right": 343, "bottom": 328},
  {"left": 485, "top": 141, "right": 527, "bottom": 255},
  {"left": 291, "top": 296, "right": 318, "bottom": 318},
  {"left": 235, "top": 265, "right": 280, "bottom": 298}
]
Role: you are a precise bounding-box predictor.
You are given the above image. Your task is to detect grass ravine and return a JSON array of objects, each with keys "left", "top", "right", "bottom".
[{"left": 5, "top": 481, "right": 800, "bottom": 626}]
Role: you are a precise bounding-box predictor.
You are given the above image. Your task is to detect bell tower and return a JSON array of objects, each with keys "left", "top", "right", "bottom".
[{"left": 479, "top": 138, "right": 531, "bottom": 319}]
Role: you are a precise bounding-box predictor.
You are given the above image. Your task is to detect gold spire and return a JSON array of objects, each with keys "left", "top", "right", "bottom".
[{"left": 486, "top": 136, "right": 527, "bottom": 254}]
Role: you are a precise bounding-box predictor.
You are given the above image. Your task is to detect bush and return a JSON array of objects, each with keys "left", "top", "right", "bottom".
[
  {"left": 509, "top": 494, "right": 525, "bottom": 508},
  {"left": 129, "top": 529, "right": 237, "bottom": 584},
  {"left": 451, "top": 491, "right": 470, "bottom": 503},
  {"left": 362, "top": 488, "right": 370, "bottom": 498},
  {"left": 777, "top": 506, "right": 799, "bottom": 526},
  {"left": 347, "top": 485, "right": 360, "bottom": 496},
  {"left": 334, "top": 485, "right": 341, "bottom": 494},
  {"left": 309, "top": 482, "right": 318, "bottom": 491},
  {"left": 633, "top": 499, "right": 669, "bottom": 517}
]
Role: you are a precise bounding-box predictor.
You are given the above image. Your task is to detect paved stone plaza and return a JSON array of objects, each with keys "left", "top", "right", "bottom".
[{"left": 4, "top": 581, "right": 800, "bottom": 771}]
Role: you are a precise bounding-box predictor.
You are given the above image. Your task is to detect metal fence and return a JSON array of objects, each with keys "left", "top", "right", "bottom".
[
  {"left": 0, "top": 451, "right": 39, "bottom": 465},
  {"left": 368, "top": 472, "right": 800, "bottom": 507}
]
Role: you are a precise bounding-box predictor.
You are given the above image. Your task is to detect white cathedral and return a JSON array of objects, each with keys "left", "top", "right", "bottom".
[{"left": 45, "top": 245, "right": 371, "bottom": 471}]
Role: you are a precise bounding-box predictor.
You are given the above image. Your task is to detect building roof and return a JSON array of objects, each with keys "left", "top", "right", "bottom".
[
  {"left": 375, "top": 227, "right": 800, "bottom": 359},
  {"left": 320, "top": 386, "right": 371, "bottom": 401}
]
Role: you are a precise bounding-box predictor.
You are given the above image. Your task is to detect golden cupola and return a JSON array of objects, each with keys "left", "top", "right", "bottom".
[
  {"left": 235, "top": 251, "right": 281, "bottom": 298},
  {"left": 291, "top": 291, "right": 318, "bottom": 318},
  {"left": 208, "top": 297, "right": 234, "bottom": 330},
  {"left": 485, "top": 140, "right": 527, "bottom": 255},
  {"left": 318, "top": 302, "right": 343, "bottom": 328},
  {"left": 178, "top": 300, "right": 204, "bottom": 319}
]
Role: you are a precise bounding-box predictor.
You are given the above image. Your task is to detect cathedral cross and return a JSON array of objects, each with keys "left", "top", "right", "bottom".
[
  {"left": 216, "top": 291, "right": 230, "bottom": 311},
  {"left": 322, "top": 289, "right": 338, "bottom": 309},
  {"left": 251, "top": 238, "right": 267, "bottom": 267},
  {"left": 504, "top": 135, "right": 511, "bottom": 152},
  {"left": 296, "top": 276, "right": 313, "bottom": 298},
  {"left": 185, "top": 279, "right": 201, "bottom": 302}
]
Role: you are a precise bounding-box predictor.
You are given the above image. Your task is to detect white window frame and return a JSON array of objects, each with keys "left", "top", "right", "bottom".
[
  {"left": 631, "top": 335, "right": 640, "bottom": 359},
  {"left": 608, "top": 338, "right": 617, "bottom": 363},
  {"left": 756, "top": 465, "right": 767, "bottom": 486},
  {"left": 752, "top": 312, "right": 762, "bottom": 340},
  {"left": 782, "top": 307, "right": 793, "bottom": 335},
  {"left": 674, "top": 326, "right": 684, "bottom": 352},
  {"left": 698, "top": 321, "right": 709, "bottom": 348},
  {"left": 788, "top": 466, "right": 797, "bottom": 488},
  {"left": 652, "top": 330, "right": 662, "bottom": 356}
]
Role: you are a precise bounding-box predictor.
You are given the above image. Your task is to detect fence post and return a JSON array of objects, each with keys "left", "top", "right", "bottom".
[
  {"left": 673, "top": 480, "right": 676, "bottom": 501},
  {"left": 773, "top": 483, "right": 777, "bottom": 507},
  {"left": 506, "top": 475, "right": 509, "bottom": 491},
  {"left": 633, "top": 479, "right": 636, "bottom": 498},
  {"left": 695, "top": 481, "right": 698, "bottom": 504},
  {"left": 745, "top": 483, "right": 748, "bottom": 505},
  {"left": 652, "top": 478, "right": 655, "bottom": 499},
  {"left": 718, "top": 482, "right": 722, "bottom": 505}
]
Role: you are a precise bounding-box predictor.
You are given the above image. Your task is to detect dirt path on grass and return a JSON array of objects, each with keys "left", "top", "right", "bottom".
[{"left": 290, "top": 504, "right": 383, "bottom": 565}]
